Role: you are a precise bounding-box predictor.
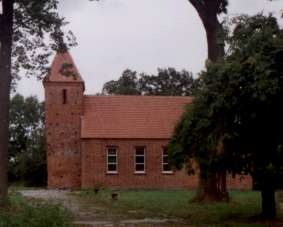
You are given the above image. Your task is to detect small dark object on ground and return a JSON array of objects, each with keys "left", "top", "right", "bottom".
[{"left": 111, "top": 192, "right": 118, "bottom": 200}]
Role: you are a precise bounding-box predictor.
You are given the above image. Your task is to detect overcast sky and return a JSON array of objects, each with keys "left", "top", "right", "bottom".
[{"left": 17, "top": 0, "right": 282, "bottom": 100}]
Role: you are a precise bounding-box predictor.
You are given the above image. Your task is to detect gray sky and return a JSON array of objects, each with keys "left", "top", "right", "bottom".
[{"left": 17, "top": 0, "right": 282, "bottom": 100}]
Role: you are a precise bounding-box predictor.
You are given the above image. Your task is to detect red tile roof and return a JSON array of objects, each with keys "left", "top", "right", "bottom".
[
  {"left": 81, "top": 96, "right": 192, "bottom": 139},
  {"left": 45, "top": 51, "right": 84, "bottom": 83}
]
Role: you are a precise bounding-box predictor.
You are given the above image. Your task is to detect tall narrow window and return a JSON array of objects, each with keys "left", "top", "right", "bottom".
[
  {"left": 135, "top": 147, "right": 145, "bottom": 174},
  {"left": 107, "top": 147, "right": 118, "bottom": 174},
  {"left": 162, "top": 148, "right": 173, "bottom": 174},
  {"left": 62, "top": 89, "right": 67, "bottom": 104}
]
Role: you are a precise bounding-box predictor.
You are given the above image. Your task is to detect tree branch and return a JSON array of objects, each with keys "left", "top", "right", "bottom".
[
  {"left": 188, "top": 0, "right": 206, "bottom": 16},
  {"left": 0, "top": 13, "right": 3, "bottom": 38}
]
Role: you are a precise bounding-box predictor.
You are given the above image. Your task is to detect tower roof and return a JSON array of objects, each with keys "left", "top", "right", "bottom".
[{"left": 45, "top": 51, "right": 84, "bottom": 83}]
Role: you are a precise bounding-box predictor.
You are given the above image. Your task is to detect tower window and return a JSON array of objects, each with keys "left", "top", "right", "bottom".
[{"left": 62, "top": 89, "right": 67, "bottom": 104}]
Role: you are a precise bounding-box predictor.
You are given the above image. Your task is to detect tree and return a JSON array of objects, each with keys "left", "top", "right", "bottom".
[
  {"left": 168, "top": 14, "right": 283, "bottom": 218},
  {"left": 187, "top": 0, "right": 229, "bottom": 201},
  {"left": 224, "top": 13, "right": 282, "bottom": 219},
  {"left": 168, "top": 90, "right": 228, "bottom": 202},
  {"left": 139, "top": 68, "right": 195, "bottom": 96},
  {"left": 102, "top": 69, "right": 141, "bottom": 95},
  {"left": 0, "top": 0, "right": 74, "bottom": 205},
  {"left": 102, "top": 68, "right": 195, "bottom": 96},
  {"left": 9, "top": 94, "right": 46, "bottom": 186},
  {"left": 188, "top": 0, "right": 227, "bottom": 62}
]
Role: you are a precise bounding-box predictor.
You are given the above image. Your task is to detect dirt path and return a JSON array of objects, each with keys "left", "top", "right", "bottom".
[{"left": 19, "top": 190, "right": 188, "bottom": 227}]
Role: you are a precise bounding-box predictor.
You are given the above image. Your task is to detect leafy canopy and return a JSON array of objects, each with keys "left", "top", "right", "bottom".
[
  {"left": 102, "top": 68, "right": 196, "bottom": 96},
  {"left": 0, "top": 0, "right": 76, "bottom": 83},
  {"left": 168, "top": 14, "right": 283, "bottom": 187}
]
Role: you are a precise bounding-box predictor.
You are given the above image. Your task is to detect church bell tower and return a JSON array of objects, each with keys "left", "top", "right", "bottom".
[{"left": 43, "top": 51, "right": 84, "bottom": 189}]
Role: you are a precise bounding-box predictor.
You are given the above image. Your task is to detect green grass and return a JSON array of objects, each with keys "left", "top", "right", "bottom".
[
  {"left": 74, "top": 189, "right": 283, "bottom": 226},
  {"left": 0, "top": 193, "right": 72, "bottom": 227}
]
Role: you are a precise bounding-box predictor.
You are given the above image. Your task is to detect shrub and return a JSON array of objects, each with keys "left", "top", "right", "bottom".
[{"left": 0, "top": 194, "right": 72, "bottom": 227}]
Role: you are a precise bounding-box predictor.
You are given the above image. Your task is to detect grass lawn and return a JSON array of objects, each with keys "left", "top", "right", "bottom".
[
  {"left": 74, "top": 189, "right": 283, "bottom": 227},
  {"left": 0, "top": 193, "right": 72, "bottom": 227}
]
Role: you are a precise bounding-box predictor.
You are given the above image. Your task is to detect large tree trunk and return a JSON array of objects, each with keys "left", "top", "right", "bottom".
[
  {"left": 194, "top": 169, "right": 228, "bottom": 202},
  {"left": 259, "top": 174, "right": 276, "bottom": 219},
  {"left": 261, "top": 187, "right": 276, "bottom": 219},
  {"left": 0, "top": 0, "right": 14, "bottom": 206},
  {"left": 194, "top": 170, "right": 219, "bottom": 202},
  {"left": 189, "top": 0, "right": 225, "bottom": 62},
  {"left": 203, "top": 15, "right": 225, "bottom": 62},
  {"left": 188, "top": 0, "right": 227, "bottom": 202}
]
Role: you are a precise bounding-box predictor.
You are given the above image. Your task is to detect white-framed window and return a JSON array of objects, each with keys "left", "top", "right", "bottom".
[
  {"left": 0, "top": 1, "right": 3, "bottom": 15},
  {"left": 135, "top": 146, "right": 145, "bottom": 174},
  {"left": 162, "top": 148, "right": 173, "bottom": 174},
  {"left": 106, "top": 146, "right": 118, "bottom": 174}
]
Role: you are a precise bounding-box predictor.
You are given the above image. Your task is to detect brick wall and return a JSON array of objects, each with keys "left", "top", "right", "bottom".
[
  {"left": 44, "top": 82, "right": 84, "bottom": 189},
  {"left": 227, "top": 174, "right": 253, "bottom": 190},
  {"left": 81, "top": 138, "right": 252, "bottom": 189},
  {"left": 81, "top": 139, "right": 195, "bottom": 189}
]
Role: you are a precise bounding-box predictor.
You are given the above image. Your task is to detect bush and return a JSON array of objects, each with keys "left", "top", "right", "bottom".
[{"left": 0, "top": 194, "right": 72, "bottom": 227}]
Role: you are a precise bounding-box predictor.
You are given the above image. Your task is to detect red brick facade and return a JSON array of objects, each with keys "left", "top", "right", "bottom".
[
  {"left": 44, "top": 82, "right": 84, "bottom": 189},
  {"left": 44, "top": 52, "right": 252, "bottom": 190},
  {"left": 81, "top": 139, "right": 197, "bottom": 189}
]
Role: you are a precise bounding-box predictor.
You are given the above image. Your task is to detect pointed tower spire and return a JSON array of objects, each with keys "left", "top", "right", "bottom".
[{"left": 45, "top": 51, "right": 84, "bottom": 83}]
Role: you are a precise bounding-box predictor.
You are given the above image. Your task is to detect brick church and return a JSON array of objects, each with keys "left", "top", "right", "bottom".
[{"left": 43, "top": 52, "right": 252, "bottom": 189}]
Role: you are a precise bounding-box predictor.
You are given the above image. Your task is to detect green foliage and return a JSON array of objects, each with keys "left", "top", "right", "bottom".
[
  {"left": 168, "top": 13, "right": 283, "bottom": 189},
  {"left": 0, "top": 0, "right": 76, "bottom": 84},
  {"left": 139, "top": 68, "right": 195, "bottom": 96},
  {"left": 59, "top": 63, "right": 78, "bottom": 79},
  {"left": 103, "top": 69, "right": 141, "bottom": 95},
  {"left": 0, "top": 194, "right": 72, "bottom": 227},
  {"left": 102, "top": 68, "right": 196, "bottom": 96},
  {"left": 226, "top": 14, "right": 280, "bottom": 61},
  {"left": 9, "top": 94, "right": 46, "bottom": 186}
]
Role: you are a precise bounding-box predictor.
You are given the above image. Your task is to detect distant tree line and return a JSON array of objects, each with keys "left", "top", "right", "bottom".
[{"left": 102, "top": 68, "right": 197, "bottom": 96}]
